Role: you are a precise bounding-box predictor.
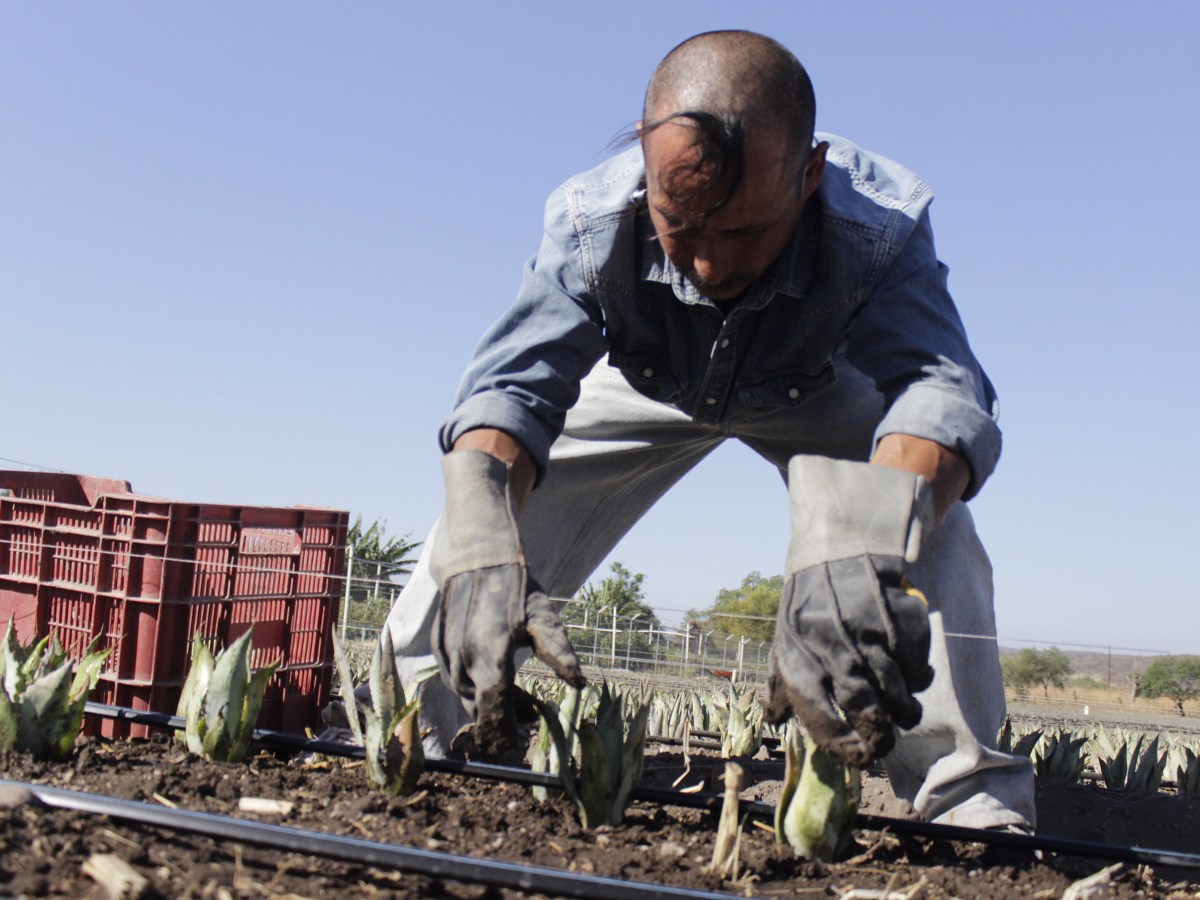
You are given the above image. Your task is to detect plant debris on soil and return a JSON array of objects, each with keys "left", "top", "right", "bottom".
[{"left": 2, "top": 731, "right": 1200, "bottom": 899}]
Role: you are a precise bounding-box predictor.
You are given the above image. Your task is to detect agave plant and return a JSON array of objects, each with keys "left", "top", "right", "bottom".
[
  {"left": 1175, "top": 747, "right": 1200, "bottom": 796},
  {"left": 998, "top": 718, "right": 1043, "bottom": 758},
  {"left": 720, "top": 683, "right": 763, "bottom": 759},
  {"left": 705, "top": 761, "right": 745, "bottom": 880},
  {"left": 529, "top": 681, "right": 589, "bottom": 802},
  {"left": 1098, "top": 733, "right": 1169, "bottom": 793},
  {"left": 0, "top": 619, "right": 109, "bottom": 760},
  {"left": 775, "top": 721, "right": 861, "bottom": 861},
  {"left": 1033, "top": 729, "right": 1089, "bottom": 782},
  {"left": 534, "top": 681, "right": 649, "bottom": 829},
  {"left": 331, "top": 628, "right": 424, "bottom": 795},
  {"left": 177, "top": 629, "right": 277, "bottom": 763}
]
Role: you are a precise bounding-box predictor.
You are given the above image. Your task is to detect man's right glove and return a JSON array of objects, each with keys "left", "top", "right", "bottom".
[
  {"left": 429, "top": 450, "right": 585, "bottom": 759},
  {"left": 766, "top": 455, "right": 937, "bottom": 767}
]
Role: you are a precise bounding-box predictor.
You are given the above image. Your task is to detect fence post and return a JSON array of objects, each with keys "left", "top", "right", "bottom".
[{"left": 340, "top": 544, "right": 353, "bottom": 643}]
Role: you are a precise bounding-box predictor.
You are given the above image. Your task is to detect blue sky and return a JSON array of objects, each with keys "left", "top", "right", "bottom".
[{"left": 3, "top": 4, "right": 1198, "bottom": 653}]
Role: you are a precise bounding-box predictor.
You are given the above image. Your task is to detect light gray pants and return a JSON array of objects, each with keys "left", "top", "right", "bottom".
[{"left": 384, "top": 354, "right": 1035, "bottom": 829}]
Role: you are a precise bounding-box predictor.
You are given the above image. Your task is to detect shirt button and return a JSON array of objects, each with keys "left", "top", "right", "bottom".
[
  {"left": 787, "top": 388, "right": 801, "bottom": 400},
  {"left": 720, "top": 338, "right": 730, "bottom": 349},
  {"left": 642, "top": 367, "right": 654, "bottom": 378},
  {"left": 705, "top": 397, "right": 717, "bottom": 405}
]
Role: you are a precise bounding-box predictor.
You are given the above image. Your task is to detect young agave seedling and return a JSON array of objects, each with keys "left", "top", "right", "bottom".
[
  {"left": 775, "top": 721, "right": 861, "bottom": 861},
  {"left": 529, "top": 681, "right": 585, "bottom": 802},
  {"left": 535, "top": 681, "right": 649, "bottom": 829},
  {"left": 1176, "top": 747, "right": 1200, "bottom": 796},
  {"left": 1033, "top": 729, "right": 1089, "bottom": 783},
  {"left": 331, "top": 629, "right": 424, "bottom": 795},
  {"left": 0, "top": 619, "right": 109, "bottom": 760},
  {"left": 177, "top": 629, "right": 277, "bottom": 764},
  {"left": 720, "top": 683, "right": 763, "bottom": 759}
]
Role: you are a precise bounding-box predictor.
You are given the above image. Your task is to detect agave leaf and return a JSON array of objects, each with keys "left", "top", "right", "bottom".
[
  {"left": 1013, "top": 729, "right": 1044, "bottom": 759},
  {"left": 206, "top": 630, "right": 253, "bottom": 749},
  {"left": 706, "top": 761, "right": 745, "bottom": 879},
  {"left": 179, "top": 638, "right": 215, "bottom": 755},
  {"left": 1130, "top": 736, "right": 1167, "bottom": 793},
  {"left": 18, "top": 659, "right": 75, "bottom": 759},
  {"left": 577, "top": 722, "right": 615, "bottom": 829},
  {"left": 0, "top": 689, "right": 17, "bottom": 752},
  {"left": 330, "top": 630, "right": 365, "bottom": 746},
  {"left": 228, "top": 660, "right": 277, "bottom": 762},
  {"left": 531, "top": 693, "right": 583, "bottom": 811},
  {"left": 68, "top": 646, "right": 110, "bottom": 706},
  {"left": 379, "top": 700, "right": 424, "bottom": 795},
  {"left": 611, "top": 700, "right": 649, "bottom": 825},
  {"left": 776, "top": 723, "right": 860, "bottom": 861}
]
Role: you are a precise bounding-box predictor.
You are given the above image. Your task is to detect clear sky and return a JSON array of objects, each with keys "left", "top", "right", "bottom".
[{"left": 3, "top": 4, "right": 1198, "bottom": 653}]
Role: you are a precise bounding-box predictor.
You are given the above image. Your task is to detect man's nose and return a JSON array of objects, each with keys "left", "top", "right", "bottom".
[{"left": 692, "top": 238, "right": 733, "bottom": 285}]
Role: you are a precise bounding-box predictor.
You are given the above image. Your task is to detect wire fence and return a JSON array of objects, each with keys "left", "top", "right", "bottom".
[{"left": 332, "top": 552, "right": 1190, "bottom": 695}]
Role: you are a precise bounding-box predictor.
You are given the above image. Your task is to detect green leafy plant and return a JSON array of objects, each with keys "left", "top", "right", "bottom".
[
  {"left": 775, "top": 722, "right": 861, "bottom": 861},
  {"left": 1033, "top": 729, "right": 1089, "bottom": 782},
  {"left": 720, "top": 683, "right": 763, "bottom": 759},
  {"left": 1098, "top": 734, "right": 1168, "bottom": 793},
  {"left": 529, "top": 682, "right": 588, "bottom": 802},
  {"left": 534, "top": 681, "right": 649, "bottom": 829},
  {"left": 177, "top": 629, "right": 277, "bottom": 763},
  {"left": 332, "top": 628, "right": 424, "bottom": 795},
  {"left": 0, "top": 619, "right": 109, "bottom": 760},
  {"left": 998, "top": 718, "right": 1043, "bottom": 758},
  {"left": 1175, "top": 747, "right": 1200, "bottom": 796}
]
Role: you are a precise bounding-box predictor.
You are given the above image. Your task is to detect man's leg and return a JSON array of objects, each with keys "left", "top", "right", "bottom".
[
  {"left": 382, "top": 358, "right": 724, "bottom": 756},
  {"left": 884, "top": 504, "right": 1036, "bottom": 828},
  {"left": 732, "top": 353, "right": 1034, "bottom": 830}
]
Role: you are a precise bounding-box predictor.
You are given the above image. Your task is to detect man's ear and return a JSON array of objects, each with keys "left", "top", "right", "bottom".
[{"left": 801, "top": 141, "right": 828, "bottom": 202}]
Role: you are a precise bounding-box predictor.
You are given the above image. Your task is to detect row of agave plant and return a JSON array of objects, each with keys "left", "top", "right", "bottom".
[
  {"left": 0, "top": 619, "right": 858, "bottom": 865},
  {"left": 999, "top": 719, "right": 1200, "bottom": 794},
  {"left": 6, "top": 619, "right": 1197, "bottom": 871}
]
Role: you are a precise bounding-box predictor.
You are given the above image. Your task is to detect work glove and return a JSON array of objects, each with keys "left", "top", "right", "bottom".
[
  {"left": 430, "top": 450, "right": 585, "bottom": 758},
  {"left": 766, "top": 455, "right": 936, "bottom": 767}
]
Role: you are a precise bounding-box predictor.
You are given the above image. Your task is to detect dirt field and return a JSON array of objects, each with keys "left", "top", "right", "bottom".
[{"left": 3, "top": 730, "right": 1200, "bottom": 899}]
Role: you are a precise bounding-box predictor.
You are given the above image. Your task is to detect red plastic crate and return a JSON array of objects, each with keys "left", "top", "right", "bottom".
[{"left": 0, "top": 471, "right": 348, "bottom": 738}]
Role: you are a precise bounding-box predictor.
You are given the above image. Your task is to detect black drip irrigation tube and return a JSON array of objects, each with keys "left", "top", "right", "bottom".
[
  {"left": 84, "top": 702, "right": 1200, "bottom": 872},
  {"left": 0, "top": 779, "right": 743, "bottom": 900}
]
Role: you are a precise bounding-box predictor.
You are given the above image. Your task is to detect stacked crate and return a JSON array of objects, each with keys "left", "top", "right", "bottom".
[{"left": 0, "top": 471, "right": 348, "bottom": 737}]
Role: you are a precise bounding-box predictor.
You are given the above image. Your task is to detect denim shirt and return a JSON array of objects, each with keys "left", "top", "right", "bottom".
[{"left": 441, "top": 133, "right": 1001, "bottom": 499}]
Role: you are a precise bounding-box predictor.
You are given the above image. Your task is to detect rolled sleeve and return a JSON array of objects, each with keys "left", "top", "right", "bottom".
[
  {"left": 873, "top": 367, "right": 1001, "bottom": 499},
  {"left": 438, "top": 186, "right": 609, "bottom": 478},
  {"left": 847, "top": 209, "right": 1002, "bottom": 499}
]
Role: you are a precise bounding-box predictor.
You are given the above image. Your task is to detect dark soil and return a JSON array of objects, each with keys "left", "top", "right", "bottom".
[{"left": 2, "top": 732, "right": 1199, "bottom": 899}]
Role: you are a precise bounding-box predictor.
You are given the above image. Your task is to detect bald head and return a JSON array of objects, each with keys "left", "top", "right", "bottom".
[{"left": 642, "top": 31, "right": 816, "bottom": 175}]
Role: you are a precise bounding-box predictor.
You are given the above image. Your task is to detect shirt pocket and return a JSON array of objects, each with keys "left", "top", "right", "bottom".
[
  {"left": 736, "top": 362, "right": 838, "bottom": 408},
  {"left": 607, "top": 349, "right": 686, "bottom": 404}
]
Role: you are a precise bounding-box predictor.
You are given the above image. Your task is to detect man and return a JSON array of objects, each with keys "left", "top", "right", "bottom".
[{"left": 384, "top": 30, "right": 1035, "bottom": 830}]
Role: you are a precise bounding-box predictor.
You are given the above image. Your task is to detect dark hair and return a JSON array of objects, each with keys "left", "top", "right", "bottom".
[{"left": 632, "top": 31, "right": 817, "bottom": 213}]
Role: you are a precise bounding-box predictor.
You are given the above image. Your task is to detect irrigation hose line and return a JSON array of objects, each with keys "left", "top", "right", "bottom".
[
  {"left": 84, "top": 702, "right": 1200, "bottom": 871},
  {"left": 0, "top": 779, "right": 745, "bottom": 900}
]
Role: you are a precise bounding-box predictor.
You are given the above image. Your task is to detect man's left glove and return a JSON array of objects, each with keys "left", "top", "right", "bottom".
[
  {"left": 429, "top": 450, "right": 585, "bottom": 758},
  {"left": 766, "top": 455, "right": 937, "bottom": 767}
]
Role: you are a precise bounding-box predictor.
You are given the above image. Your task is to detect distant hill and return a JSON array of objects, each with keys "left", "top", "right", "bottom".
[{"left": 998, "top": 645, "right": 1158, "bottom": 688}]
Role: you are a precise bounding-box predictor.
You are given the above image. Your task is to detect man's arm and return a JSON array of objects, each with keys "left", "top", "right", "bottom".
[
  {"left": 452, "top": 428, "right": 536, "bottom": 511},
  {"left": 871, "top": 433, "right": 969, "bottom": 524}
]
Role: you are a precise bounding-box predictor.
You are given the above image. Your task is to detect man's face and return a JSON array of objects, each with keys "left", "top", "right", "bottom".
[{"left": 642, "top": 120, "right": 825, "bottom": 301}]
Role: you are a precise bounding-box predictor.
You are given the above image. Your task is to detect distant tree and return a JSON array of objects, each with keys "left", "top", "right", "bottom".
[
  {"left": 348, "top": 515, "right": 421, "bottom": 572},
  {"left": 343, "top": 516, "right": 421, "bottom": 630},
  {"left": 690, "top": 572, "right": 783, "bottom": 641},
  {"left": 561, "top": 562, "right": 660, "bottom": 669},
  {"left": 1137, "top": 656, "right": 1200, "bottom": 717},
  {"left": 1001, "top": 647, "right": 1073, "bottom": 697},
  {"left": 562, "top": 562, "right": 657, "bottom": 624}
]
